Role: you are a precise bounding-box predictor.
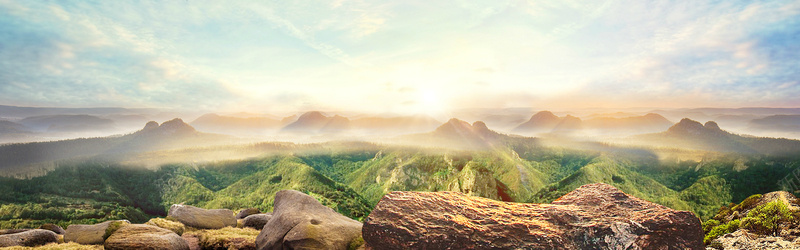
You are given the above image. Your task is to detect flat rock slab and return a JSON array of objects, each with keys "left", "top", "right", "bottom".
[
  {"left": 363, "top": 183, "right": 703, "bottom": 250},
  {"left": 0, "top": 229, "right": 58, "bottom": 247},
  {"left": 104, "top": 224, "right": 189, "bottom": 250},
  {"left": 168, "top": 204, "right": 236, "bottom": 229},
  {"left": 256, "top": 190, "right": 363, "bottom": 250},
  {"left": 65, "top": 220, "right": 129, "bottom": 245}
]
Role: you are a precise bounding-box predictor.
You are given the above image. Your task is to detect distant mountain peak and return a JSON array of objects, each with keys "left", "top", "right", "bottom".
[
  {"left": 299, "top": 111, "right": 326, "bottom": 120},
  {"left": 513, "top": 111, "right": 562, "bottom": 132},
  {"left": 136, "top": 118, "right": 196, "bottom": 136},
  {"left": 532, "top": 111, "right": 558, "bottom": 120},
  {"left": 704, "top": 121, "right": 721, "bottom": 131},
  {"left": 472, "top": 121, "right": 489, "bottom": 131},
  {"left": 667, "top": 118, "right": 728, "bottom": 136},
  {"left": 143, "top": 121, "right": 159, "bottom": 130},
  {"left": 553, "top": 115, "right": 583, "bottom": 131},
  {"left": 435, "top": 118, "right": 473, "bottom": 134},
  {"left": 668, "top": 118, "right": 706, "bottom": 135}
]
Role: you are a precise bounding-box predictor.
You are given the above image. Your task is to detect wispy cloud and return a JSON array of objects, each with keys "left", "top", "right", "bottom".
[{"left": 0, "top": 0, "right": 798, "bottom": 113}]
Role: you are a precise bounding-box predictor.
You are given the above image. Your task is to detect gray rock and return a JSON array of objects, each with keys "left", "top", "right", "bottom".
[
  {"left": 236, "top": 208, "right": 261, "bottom": 219},
  {"left": 0, "top": 229, "right": 58, "bottom": 247},
  {"left": 104, "top": 224, "right": 189, "bottom": 250},
  {"left": 167, "top": 204, "right": 236, "bottom": 229},
  {"left": 38, "top": 223, "right": 65, "bottom": 235},
  {"left": 256, "top": 190, "right": 363, "bottom": 250},
  {"left": 243, "top": 213, "right": 272, "bottom": 230},
  {"left": 65, "top": 220, "right": 130, "bottom": 245}
]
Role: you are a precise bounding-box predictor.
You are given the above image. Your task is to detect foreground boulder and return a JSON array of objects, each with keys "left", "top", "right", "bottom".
[
  {"left": 65, "top": 220, "right": 130, "bottom": 245},
  {"left": 168, "top": 204, "right": 236, "bottom": 229},
  {"left": 104, "top": 224, "right": 189, "bottom": 250},
  {"left": 236, "top": 208, "right": 261, "bottom": 219},
  {"left": 256, "top": 190, "right": 363, "bottom": 250},
  {"left": 243, "top": 213, "right": 272, "bottom": 230},
  {"left": 363, "top": 183, "right": 703, "bottom": 249},
  {"left": 0, "top": 229, "right": 58, "bottom": 247}
]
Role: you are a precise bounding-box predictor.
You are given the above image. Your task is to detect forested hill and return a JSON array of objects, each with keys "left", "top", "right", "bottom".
[{"left": 2, "top": 143, "right": 799, "bottom": 229}]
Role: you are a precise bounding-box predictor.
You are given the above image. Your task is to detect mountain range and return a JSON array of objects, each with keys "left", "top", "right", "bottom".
[
  {"left": 513, "top": 111, "right": 673, "bottom": 135},
  {"left": 630, "top": 118, "right": 800, "bottom": 155}
]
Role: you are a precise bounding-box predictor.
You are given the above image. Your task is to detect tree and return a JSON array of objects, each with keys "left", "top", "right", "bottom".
[{"left": 741, "top": 201, "right": 793, "bottom": 236}]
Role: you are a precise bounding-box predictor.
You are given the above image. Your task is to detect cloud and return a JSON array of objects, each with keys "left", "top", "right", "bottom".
[{"left": 1, "top": 0, "right": 799, "bottom": 113}]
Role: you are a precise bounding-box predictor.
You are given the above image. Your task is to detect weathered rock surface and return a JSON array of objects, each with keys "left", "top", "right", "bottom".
[
  {"left": 38, "top": 223, "right": 66, "bottom": 235},
  {"left": 710, "top": 229, "right": 800, "bottom": 250},
  {"left": 363, "top": 183, "right": 704, "bottom": 249},
  {"left": 104, "top": 224, "right": 190, "bottom": 250},
  {"left": 256, "top": 190, "right": 363, "bottom": 250},
  {"left": 168, "top": 204, "right": 236, "bottom": 229},
  {"left": 236, "top": 208, "right": 261, "bottom": 219},
  {"left": 0, "top": 229, "right": 58, "bottom": 247},
  {"left": 65, "top": 220, "right": 130, "bottom": 245},
  {"left": 243, "top": 213, "right": 272, "bottom": 230}
]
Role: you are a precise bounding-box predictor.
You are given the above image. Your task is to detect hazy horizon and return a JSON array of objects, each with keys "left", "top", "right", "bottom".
[{"left": 1, "top": 1, "right": 799, "bottom": 116}]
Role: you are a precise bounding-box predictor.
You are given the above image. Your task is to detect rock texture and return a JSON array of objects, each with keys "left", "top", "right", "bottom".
[
  {"left": 256, "top": 190, "right": 363, "bottom": 250},
  {"left": 236, "top": 208, "right": 261, "bottom": 220},
  {"left": 243, "top": 213, "right": 272, "bottom": 230},
  {"left": 0, "top": 229, "right": 58, "bottom": 247},
  {"left": 363, "top": 183, "right": 703, "bottom": 250},
  {"left": 104, "top": 224, "right": 190, "bottom": 250},
  {"left": 38, "top": 223, "right": 66, "bottom": 235},
  {"left": 65, "top": 220, "right": 130, "bottom": 245},
  {"left": 710, "top": 229, "right": 800, "bottom": 250},
  {"left": 168, "top": 204, "right": 236, "bottom": 229}
]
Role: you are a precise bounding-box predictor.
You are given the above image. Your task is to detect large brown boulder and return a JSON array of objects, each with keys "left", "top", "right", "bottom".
[
  {"left": 256, "top": 190, "right": 363, "bottom": 250},
  {"left": 65, "top": 220, "right": 130, "bottom": 245},
  {"left": 168, "top": 204, "right": 236, "bottom": 229},
  {"left": 0, "top": 229, "right": 58, "bottom": 247},
  {"left": 243, "top": 213, "right": 272, "bottom": 230},
  {"left": 363, "top": 183, "right": 704, "bottom": 249},
  {"left": 104, "top": 224, "right": 189, "bottom": 250}
]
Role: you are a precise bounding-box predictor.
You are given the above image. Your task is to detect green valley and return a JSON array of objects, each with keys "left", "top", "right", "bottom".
[{"left": 3, "top": 141, "right": 799, "bottom": 230}]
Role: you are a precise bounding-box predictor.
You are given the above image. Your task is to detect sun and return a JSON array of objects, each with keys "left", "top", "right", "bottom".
[{"left": 417, "top": 89, "right": 449, "bottom": 118}]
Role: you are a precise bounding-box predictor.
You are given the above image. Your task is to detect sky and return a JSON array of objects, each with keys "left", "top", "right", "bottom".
[{"left": 0, "top": 0, "right": 799, "bottom": 116}]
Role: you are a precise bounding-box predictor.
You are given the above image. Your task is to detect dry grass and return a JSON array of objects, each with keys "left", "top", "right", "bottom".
[
  {"left": 184, "top": 226, "right": 260, "bottom": 250},
  {"left": 145, "top": 217, "right": 186, "bottom": 236}
]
